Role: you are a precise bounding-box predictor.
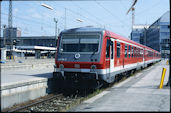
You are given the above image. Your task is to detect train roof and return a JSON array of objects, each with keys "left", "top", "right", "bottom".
[
  {"left": 60, "top": 27, "right": 160, "bottom": 54},
  {"left": 60, "top": 26, "right": 105, "bottom": 33},
  {"left": 105, "top": 30, "right": 160, "bottom": 53}
]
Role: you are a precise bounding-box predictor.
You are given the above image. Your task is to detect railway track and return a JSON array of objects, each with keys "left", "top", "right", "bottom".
[
  {"left": 2, "top": 93, "right": 84, "bottom": 112},
  {"left": 2, "top": 80, "right": 124, "bottom": 112},
  {"left": 18, "top": 94, "right": 82, "bottom": 112}
]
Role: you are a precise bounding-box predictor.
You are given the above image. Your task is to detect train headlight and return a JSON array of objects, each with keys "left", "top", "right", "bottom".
[
  {"left": 59, "top": 64, "right": 64, "bottom": 71},
  {"left": 91, "top": 65, "right": 96, "bottom": 72}
]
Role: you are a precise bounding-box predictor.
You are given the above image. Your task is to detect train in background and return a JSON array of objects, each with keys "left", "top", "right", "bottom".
[{"left": 53, "top": 27, "right": 161, "bottom": 89}]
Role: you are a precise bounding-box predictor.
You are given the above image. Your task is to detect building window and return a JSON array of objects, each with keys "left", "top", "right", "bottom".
[{"left": 161, "top": 25, "right": 169, "bottom": 30}]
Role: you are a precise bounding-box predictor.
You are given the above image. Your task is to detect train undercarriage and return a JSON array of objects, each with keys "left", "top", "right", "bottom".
[
  {"left": 53, "top": 60, "right": 161, "bottom": 91},
  {"left": 53, "top": 71, "right": 104, "bottom": 90}
]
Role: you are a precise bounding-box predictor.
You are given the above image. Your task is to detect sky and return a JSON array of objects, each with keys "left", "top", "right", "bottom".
[{"left": 1, "top": 0, "right": 170, "bottom": 38}]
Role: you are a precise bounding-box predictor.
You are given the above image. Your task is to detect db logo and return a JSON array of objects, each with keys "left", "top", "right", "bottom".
[{"left": 75, "top": 53, "right": 80, "bottom": 59}]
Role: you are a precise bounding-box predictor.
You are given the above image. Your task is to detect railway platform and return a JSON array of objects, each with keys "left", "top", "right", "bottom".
[
  {"left": 69, "top": 60, "right": 170, "bottom": 111},
  {"left": 1, "top": 59, "right": 170, "bottom": 111},
  {"left": 1, "top": 58, "right": 55, "bottom": 110}
]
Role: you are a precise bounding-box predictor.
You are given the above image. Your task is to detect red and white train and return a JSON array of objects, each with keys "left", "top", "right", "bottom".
[{"left": 53, "top": 27, "right": 161, "bottom": 88}]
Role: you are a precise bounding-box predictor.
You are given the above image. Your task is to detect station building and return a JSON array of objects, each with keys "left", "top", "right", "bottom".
[
  {"left": 146, "top": 11, "right": 170, "bottom": 58},
  {"left": 0, "top": 28, "right": 57, "bottom": 60},
  {"left": 131, "top": 11, "right": 170, "bottom": 59},
  {"left": 131, "top": 24, "right": 149, "bottom": 44}
]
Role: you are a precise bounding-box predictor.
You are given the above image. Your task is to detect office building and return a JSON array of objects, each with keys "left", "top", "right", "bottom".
[
  {"left": 146, "top": 11, "right": 170, "bottom": 58},
  {"left": 131, "top": 24, "right": 149, "bottom": 44}
]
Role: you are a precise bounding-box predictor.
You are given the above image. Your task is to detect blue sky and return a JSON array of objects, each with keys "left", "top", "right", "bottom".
[{"left": 1, "top": 0, "right": 170, "bottom": 38}]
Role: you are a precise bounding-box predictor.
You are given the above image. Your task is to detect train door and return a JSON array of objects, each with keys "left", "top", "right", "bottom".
[
  {"left": 110, "top": 39, "right": 114, "bottom": 71},
  {"left": 105, "top": 39, "right": 110, "bottom": 81},
  {"left": 143, "top": 48, "right": 145, "bottom": 67},
  {"left": 105, "top": 38, "right": 114, "bottom": 83}
]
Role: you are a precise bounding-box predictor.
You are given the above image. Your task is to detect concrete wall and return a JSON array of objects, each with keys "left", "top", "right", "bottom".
[
  {"left": 0, "top": 48, "right": 6, "bottom": 61},
  {"left": 1, "top": 79, "right": 48, "bottom": 109}
]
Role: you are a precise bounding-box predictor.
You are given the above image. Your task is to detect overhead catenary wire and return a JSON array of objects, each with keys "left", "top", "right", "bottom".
[
  {"left": 1, "top": 13, "right": 51, "bottom": 36},
  {"left": 136, "top": 0, "right": 162, "bottom": 16},
  {"left": 95, "top": 1, "right": 130, "bottom": 28},
  {"left": 94, "top": 1, "right": 131, "bottom": 37},
  {"left": 1, "top": 13, "right": 54, "bottom": 29},
  {"left": 52, "top": 1, "right": 104, "bottom": 27},
  {"left": 1, "top": 1, "right": 132, "bottom": 37},
  {"left": 70, "top": 1, "right": 105, "bottom": 27}
]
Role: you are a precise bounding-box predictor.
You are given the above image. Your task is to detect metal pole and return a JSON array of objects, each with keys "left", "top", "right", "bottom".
[
  {"left": 159, "top": 68, "right": 167, "bottom": 89},
  {"left": 8, "top": 0, "right": 13, "bottom": 59},
  {"left": 166, "top": 25, "right": 170, "bottom": 86},
  {"left": 65, "top": 8, "right": 66, "bottom": 29},
  {"left": 3, "top": 26, "right": 6, "bottom": 47},
  {"left": 0, "top": 1, "right": 1, "bottom": 39},
  {"left": 54, "top": 18, "right": 58, "bottom": 40}
]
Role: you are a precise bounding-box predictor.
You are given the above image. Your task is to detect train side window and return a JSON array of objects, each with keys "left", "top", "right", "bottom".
[
  {"left": 133, "top": 47, "right": 135, "bottom": 57},
  {"left": 137, "top": 48, "right": 139, "bottom": 57},
  {"left": 132, "top": 46, "right": 134, "bottom": 57},
  {"left": 129, "top": 45, "right": 131, "bottom": 58},
  {"left": 134, "top": 47, "right": 136, "bottom": 57},
  {"left": 111, "top": 41, "right": 114, "bottom": 59},
  {"left": 148, "top": 51, "right": 150, "bottom": 57},
  {"left": 117, "top": 42, "right": 120, "bottom": 58},
  {"left": 125, "top": 44, "right": 127, "bottom": 58},
  {"left": 140, "top": 49, "right": 143, "bottom": 57},
  {"left": 106, "top": 39, "right": 110, "bottom": 58}
]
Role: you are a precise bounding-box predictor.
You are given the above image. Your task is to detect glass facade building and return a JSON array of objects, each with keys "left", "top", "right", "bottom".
[
  {"left": 131, "top": 25, "right": 149, "bottom": 44},
  {"left": 146, "top": 11, "right": 170, "bottom": 58}
]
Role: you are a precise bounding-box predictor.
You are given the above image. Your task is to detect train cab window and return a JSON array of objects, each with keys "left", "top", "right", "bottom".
[
  {"left": 125, "top": 44, "right": 127, "bottom": 58},
  {"left": 128, "top": 45, "right": 131, "bottom": 58},
  {"left": 117, "top": 42, "right": 120, "bottom": 58},
  {"left": 106, "top": 39, "right": 110, "bottom": 58},
  {"left": 61, "top": 35, "right": 99, "bottom": 53}
]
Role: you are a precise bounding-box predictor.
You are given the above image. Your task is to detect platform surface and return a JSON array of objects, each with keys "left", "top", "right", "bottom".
[
  {"left": 1, "top": 58, "right": 54, "bottom": 87},
  {"left": 69, "top": 60, "right": 170, "bottom": 111}
]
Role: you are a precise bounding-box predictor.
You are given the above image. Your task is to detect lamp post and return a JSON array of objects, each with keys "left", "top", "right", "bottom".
[
  {"left": 41, "top": 3, "right": 58, "bottom": 44},
  {"left": 76, "top": 18, "right": 83, "bottom": 23},
  {"left": 76, "top": 18, "right": 83, "bottom": 27},
  {"left": 41, "top": 3, "right": 53, "bottom": 10},
  {"left": 54, "top": 18, "right": 58, "bottom": 41}
]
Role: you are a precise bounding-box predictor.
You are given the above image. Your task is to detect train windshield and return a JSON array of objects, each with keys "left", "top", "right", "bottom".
[{"left": 60, "top": 35, "right": 100, "bottom": 53}]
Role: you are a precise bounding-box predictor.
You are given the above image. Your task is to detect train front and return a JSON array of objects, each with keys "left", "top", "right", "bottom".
[{"left": 53, "top": 28, "right": 104, "bottom": 89}]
